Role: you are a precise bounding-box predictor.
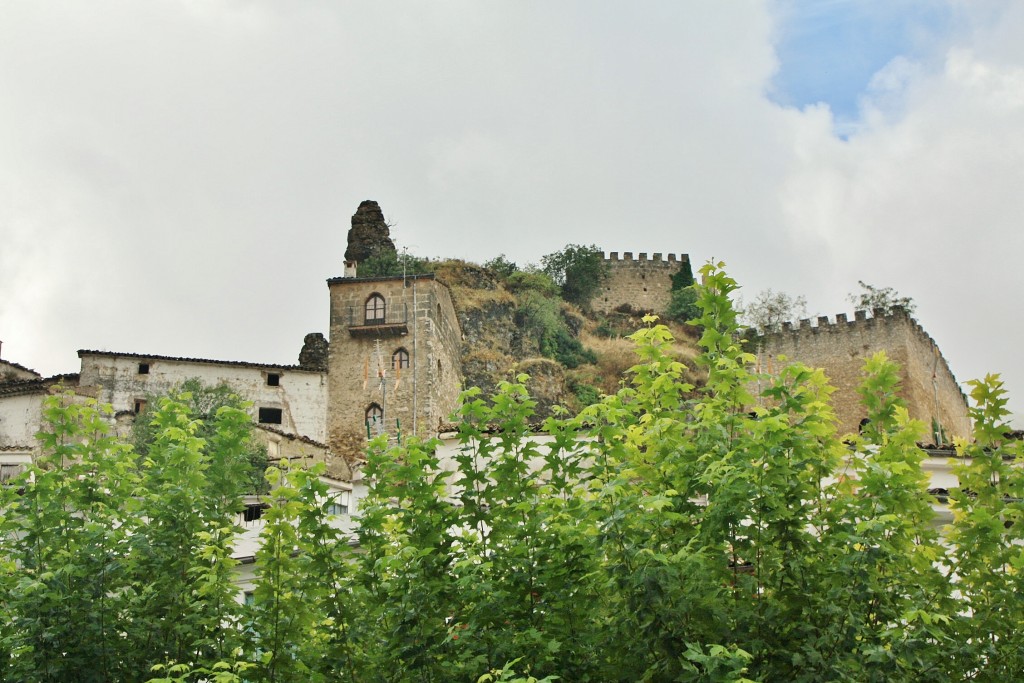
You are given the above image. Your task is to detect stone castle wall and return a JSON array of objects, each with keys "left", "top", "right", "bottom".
[
  {"left": 592, "top": 251, "right": 690, "bottom": 315},
  {"left": 758, "top": 308, "right": 970, "bottom": 441},
  {"left": 326, "top": 275, "right": 463, "bottom": 460}
]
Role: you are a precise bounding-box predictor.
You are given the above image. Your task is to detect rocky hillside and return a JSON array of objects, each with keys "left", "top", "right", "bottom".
[{"left": 431, "top": 259, "right": 702, "bottom": 416}]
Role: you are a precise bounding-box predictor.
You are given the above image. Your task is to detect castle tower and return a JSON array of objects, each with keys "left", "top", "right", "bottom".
[
  {"left": 757, "top": 308, "right": 971, "bottom": 442},
  {"left": 593, "top": 251, "right": 691, "bottom": 315},
  {"left": 325, "top": 203, "right": 463, "bottom": 460}
]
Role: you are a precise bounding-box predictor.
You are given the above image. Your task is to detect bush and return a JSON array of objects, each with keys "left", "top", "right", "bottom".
[
  {"left": 484, "top": 254, "right": 519, "bottom": 279},
  {"left": 358, "top": 250, "right": 433, "bottom": 277},
  {"left": 540, "top": 244, "right": 607, "bottom": 309},
  {"left": 506, "top": 268, "right": 560, "bottom": 296},
  {"left": 666, "top": 286, "right": 701, "bottom": 324}
]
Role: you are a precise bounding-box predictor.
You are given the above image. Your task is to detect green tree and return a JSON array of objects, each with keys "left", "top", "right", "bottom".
[
  {"left": 133, "top": 378, "right": 268, "bottom": 494},
  {"left": 739, "top": 288, "right": 808, "bottom": 332},
  {"left": 848, "top": 280, "right": 916, "bottom": 316},
  {"left": 540, "top": 244, "right": 607, "bottom": 310}
]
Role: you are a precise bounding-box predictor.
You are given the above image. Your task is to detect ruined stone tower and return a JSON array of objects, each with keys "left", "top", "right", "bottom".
[{"left": 326, "top": 202, "right": 463, "bottom": 460}]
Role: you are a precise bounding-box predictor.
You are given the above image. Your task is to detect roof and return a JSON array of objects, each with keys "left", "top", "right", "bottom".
[
  {"left": 0, "top": 374, "right": 80, "bottom": 398},
  {"left": 77, "top": 350, "right": 322, "bottom": 373},
  {"left": 0, "top": 359, "right": 41, "bottom": 378},
  {"left": 254, "top": 424, "right": 330, "bottom": 450},
  {"left": 326, "top": 273, "right": 437, "bottom": 286}
]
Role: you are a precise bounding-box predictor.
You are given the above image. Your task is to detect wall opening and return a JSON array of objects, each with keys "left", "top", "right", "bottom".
[
  {"left": 267, "top": 373, "right": 281, "bottom": 387},
  {"left": 138, "top": 363, "right": 150, "bottom": 375},
  {"left": 258, "top": 407, "right": 283, "bottom": 425}
]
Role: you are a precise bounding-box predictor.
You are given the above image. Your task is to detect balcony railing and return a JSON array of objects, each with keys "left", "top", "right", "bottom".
[{"left": 347, "top": 303, "right": 409, "bottom": 337}]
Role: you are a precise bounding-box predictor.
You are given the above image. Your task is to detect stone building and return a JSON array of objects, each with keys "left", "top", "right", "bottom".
[
  {"left": 592, "top": 251, "right": 691, "bottom": 315},
  {"left": 756, "top": 307, "right": 971, "bottom": 441},
  {"left": 326, "top": 272, "right": 463, "bottom": 458}
]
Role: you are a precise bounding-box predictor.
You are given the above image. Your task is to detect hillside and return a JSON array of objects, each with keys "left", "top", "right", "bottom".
[{"left": 430, "top": 259, "right": 702, "bottom": 416}]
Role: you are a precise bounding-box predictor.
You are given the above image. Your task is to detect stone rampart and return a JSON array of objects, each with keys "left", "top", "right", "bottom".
[
  {"left": 593, "top": 251, "right": 690, "bottom": 315},
  {"left": 757, "top": 307, "right": 970, "bottom": 441}
]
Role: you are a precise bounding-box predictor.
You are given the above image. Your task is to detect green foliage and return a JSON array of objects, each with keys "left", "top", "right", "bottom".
[
  {"left": 540, "top": 244, "right": 607, "bottom": 309},
  {"left": 358, "top": 249, "right": 432, "bottom": 277},
  {"left": 132, "top": 378, "right": 268, "bottom": 494},
  {"left": 671, "top": 258, "right": 695, "bottom": 290},
  {"left": 514, "top": 289, "right": 596, "bottom": 368},
  {"left": 484, "top": 254, "right": 519, "bottom": 279},
  {"left": 666, "top": 285, "right": 701, "bottom": 324},
  {"left": 848, "top": 280, "right": 917, "bottom": 316},
  {"left": 0, "top": 391, "right": 250, "bottom": 682},
  {"left": 6, "top": 262, "right": 1024, "bottom": 682},
  {"left": 505, "top": 268, "right": 559, "bottom": 297}
]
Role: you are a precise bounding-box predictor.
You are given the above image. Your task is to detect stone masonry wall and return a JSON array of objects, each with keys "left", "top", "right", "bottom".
[
  {"left": 592, "top": 251, "right": 690, "bottom": 315},
  {"left": 758, "top": 308, "right": 970, "bottom": 441},
  {"left": 326, "top": 275, "right": 463, "bottom": 460}
]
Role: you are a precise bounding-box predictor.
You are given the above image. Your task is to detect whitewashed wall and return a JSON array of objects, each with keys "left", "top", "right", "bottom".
[
  {"left": 79, "top": 353, "right": 327, "bottom": 442},
  {"left": 0, "top": 392, "right": 44, "bottom": 448}
]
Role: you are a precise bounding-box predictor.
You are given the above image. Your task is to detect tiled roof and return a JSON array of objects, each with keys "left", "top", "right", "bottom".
[
  {"left": 0, "top": 374, "right": 79, "bottom": 398},
  {"left": 0, "top": 359, "right": 41, "bottom": 378},
  {"left": 254, "top": 424, "right": 330, "bottom": 450},
  {"left": 77, "top": 350, "right": 322, "bottom": 373}
]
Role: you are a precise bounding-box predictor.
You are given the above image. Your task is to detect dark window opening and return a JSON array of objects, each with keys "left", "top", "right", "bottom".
[
  {"left": 267, "top": 373, "right": 280, "bottom": 387},
  {"left": 243, "top": 503, "right": 269, "bottom": 522},
  {"left": 365, "top": 294, "right": 386, "bottom": 323},
  {"left": 138, "top": 363, "right": 150, "bottom": 375},
  {"left": 258, "top": 407, "right": 283, "bottom": 425},
  {"left": 134, "top": 399, "right": 147, "bottom": 414},
  {"left": 392, "top": 348, "right": 410, "bottom": 369}
]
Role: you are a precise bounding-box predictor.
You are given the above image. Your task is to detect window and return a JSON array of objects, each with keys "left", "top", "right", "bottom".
[
  {"left": 392, "top": 348, "right": 410, "bottom": 369},
  {"left": 0, "top": 462, "right": 24, "bottom": 484},
  {"left": 243, "top": 503, "right": 268, "bottom": 522},
  {"left": 365, "top": 294, "right": 386, "bottom": 323},
  {"left": 133, "top": 398, "right": 147, "bottom": 414},
  {"left": 138, "top": 362, "right": 150, "bottom": 375},
  {"left": 258, "top": 407, "right": 283, "bottom": 425},
  {"left": 366, "top": 403, "right": 383, "bottom": 436},
  {"left": 266, "top": 373, "right": 281, "bottom": 387}
]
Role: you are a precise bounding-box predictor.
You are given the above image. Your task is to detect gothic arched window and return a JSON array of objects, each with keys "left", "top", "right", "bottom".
[
  {"left": 365, "top": 294, "right": 386, "bottom": 323},
  {"left": 392, "top": 348, "right": 410, "bottom": 370}
]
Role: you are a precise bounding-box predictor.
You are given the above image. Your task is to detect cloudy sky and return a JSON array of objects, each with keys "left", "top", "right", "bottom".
[{"left": 2, "top": 1, "right": 1023, "bottom": 417}]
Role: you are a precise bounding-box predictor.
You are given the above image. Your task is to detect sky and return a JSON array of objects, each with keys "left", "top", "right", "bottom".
[{"left": 1, "top": 1, "right": 1023, "bottom": 419}]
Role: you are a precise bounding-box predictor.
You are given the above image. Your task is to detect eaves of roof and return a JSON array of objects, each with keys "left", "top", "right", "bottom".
[{"left": 77, "top": 350, "right": 322, "bottom": 373}]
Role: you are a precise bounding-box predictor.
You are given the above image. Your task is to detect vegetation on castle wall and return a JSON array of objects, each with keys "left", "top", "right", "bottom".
[
  {"left": 739, "top": 288, "right": 808, "bottom": 332},
  {"left": 357, "top": 249, "right": 433, "bottom": 278},
  {"left": 849, "top": 280, "right": 917, "bottom": 316}
]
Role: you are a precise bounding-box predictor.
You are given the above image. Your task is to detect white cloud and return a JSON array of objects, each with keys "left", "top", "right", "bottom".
[{"left": 0, "top": 1, "right": 1022, "bottom": 419}]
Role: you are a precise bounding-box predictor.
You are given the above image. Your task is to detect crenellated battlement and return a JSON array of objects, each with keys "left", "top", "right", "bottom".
[
  {"left": 758, "top": 305, "right": 970, "bottom": 440},
  {"left": 603, "top": 251, "right": 689, "bottom": 264}
]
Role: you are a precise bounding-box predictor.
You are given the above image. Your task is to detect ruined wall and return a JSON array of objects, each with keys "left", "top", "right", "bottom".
[
  {"left": 758, "top": 308, "right": 970, "bottom": 441},
  {"left": 592, "top": 251, "right": 690, "bottom": 315},
  {"left": 77, "top": 352, "right": 327, "bottom": 442},
  {"left": 326, "top": 274, "right": 463, "bottom": 460}
]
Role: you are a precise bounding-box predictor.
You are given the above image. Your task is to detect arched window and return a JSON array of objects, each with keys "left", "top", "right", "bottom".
[
  {"left": 392, "top": 347, "right": 410, "bottom": 369},
  {"left": 365, "top": 294, "right": 386, "bottom": 323},
  {"left": 366, "top": 403, "right": 384, "bottom": 436}
]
